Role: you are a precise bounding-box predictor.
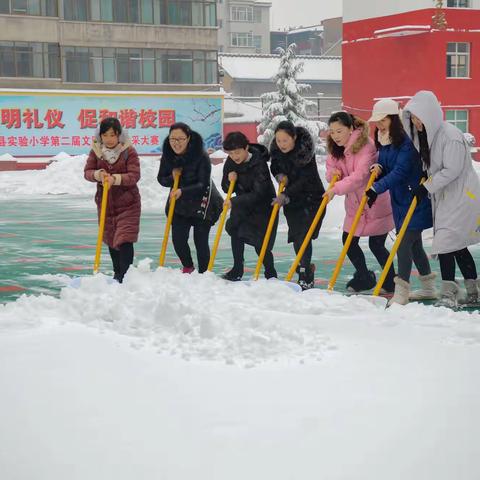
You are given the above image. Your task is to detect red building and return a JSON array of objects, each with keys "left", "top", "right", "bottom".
[{"left": 343, "top": 1, "right": 480, "bottom": 152}]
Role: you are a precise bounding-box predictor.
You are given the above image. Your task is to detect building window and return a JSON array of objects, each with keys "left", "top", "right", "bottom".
[
  {"left": 253, "top": 35, "right": 262, "bottom": 49},
  {"left": 63, "top": 46, "right": 217, "bottom": 84},
  {"left": 446, "top": 42, "right": 470, "bottom": 78},
  {"left": 0, "top": 41, "right": 60, "bottom": 78},
  {"left": 447, "top": 0, "right": 470, "bottom": 7},
  {"left": 62, "top": 0, "right": 215, "bottom": 26},
  {"left": 0, "top": 0, "right": 57, "bottom": 16},
  {"left": 231, "top": 32, "right": 253, "bottom": 47},
  {"left": 253, "top": 7, "right": 261, "bottom": 23},
  {"left": 230, "top": 5, "right": 252, "bottom": 22},
  {"left": 445, "top": 110, "right": 468, "bottom": 133}
]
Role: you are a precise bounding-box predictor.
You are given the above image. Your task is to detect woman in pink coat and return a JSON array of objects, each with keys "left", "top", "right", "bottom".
[
  {"left": 324, "top": 112, "right": 395, "bottom": 293},
  {"left": 84, "top": 117, "right": 141, "bottom": 283}
]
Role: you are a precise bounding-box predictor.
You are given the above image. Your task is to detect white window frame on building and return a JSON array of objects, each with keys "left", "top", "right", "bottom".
[
  {"left": 445, "top": 110, "right": 469, "bottom": 133},
  {"left": 446, "top": 0, "right": 470, "bottom": 7},
  {"left": 230, "top": 5, "right": 253, "bottom": 22},
  {"left": 231, "top": 32, "right": 253, "bottom": 47},
  {"left": 446, "top": 42, "right": 470, "bottom": 78}
]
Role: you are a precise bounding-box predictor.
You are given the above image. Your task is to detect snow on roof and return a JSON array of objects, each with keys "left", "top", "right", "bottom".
[
  {"left": 374, "top": 25, "right": 431, "bottom": 38},
  {"left": 219, "top": 54, "right": 341, "bottom": 82},
  {"left": 223, "top": 98, "right": 263, "bottom": 123},
  {"left": 286, "top": 25, "right": 324, "bottom": 35}
]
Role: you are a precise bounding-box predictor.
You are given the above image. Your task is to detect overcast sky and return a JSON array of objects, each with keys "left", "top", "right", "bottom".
[{"left": 269, "top": 0, "right": 342, "bottom": 30}]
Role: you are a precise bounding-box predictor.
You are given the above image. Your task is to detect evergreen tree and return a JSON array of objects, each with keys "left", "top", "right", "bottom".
[{"left": 257, "top": 43, "right": 327, "bottom": 151}]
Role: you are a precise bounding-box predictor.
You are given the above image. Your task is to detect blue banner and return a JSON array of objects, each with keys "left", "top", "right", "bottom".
[{"left": 0, "top": 90, "right": 223, "bottom": 156}]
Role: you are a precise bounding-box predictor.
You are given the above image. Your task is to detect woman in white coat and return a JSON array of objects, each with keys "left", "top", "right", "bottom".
[{"left": 403, "top": 90, "right": 480, "bottom": 307}]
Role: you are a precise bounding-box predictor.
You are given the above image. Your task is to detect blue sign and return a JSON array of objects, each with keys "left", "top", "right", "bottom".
[{"left": 0, "top": 90, "right": 224, "bottom": 156}]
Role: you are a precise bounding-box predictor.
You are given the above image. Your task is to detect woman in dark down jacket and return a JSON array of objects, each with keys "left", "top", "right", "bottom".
[
  {"left": 270, "top": 120, "right": 326, "bottom": 290},
  {"left": 157, "top": 122, "right": 222, "bottom": 273},
  {"left": 84, "top": 117, "right": 141, "bottom": 283},
  {"left": 221, "top": 131, "right": 278, "bottom": 281}
]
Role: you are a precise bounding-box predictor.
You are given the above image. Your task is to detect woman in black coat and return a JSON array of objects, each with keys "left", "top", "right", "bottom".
[
  {"left": 158, "top": 122, "right": 222, "bottom": 273},
  {"left": 270, "top": 120, "right": 326, "bottom": 290},
  {"left": 221, "top": 131, "right": 278, "bottom": 281}
]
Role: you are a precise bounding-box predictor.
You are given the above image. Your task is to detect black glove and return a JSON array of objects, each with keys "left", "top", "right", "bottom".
[
  {"left": 365, "top": 188, "right": 378, "bottom": 208},
  {"left": 413, "top": 184, "right": 428, "bottom": 203}
]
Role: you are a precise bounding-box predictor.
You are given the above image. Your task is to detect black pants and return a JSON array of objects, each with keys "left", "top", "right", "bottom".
[
  {"left": 109, "top": 242, "right": 134, "bottom": 283},
  {"left": 172, "top": 214, "right": 211, "bottom": 273},
  {"left": 293, "top": 237, "right": 313, "bottom": 269},
  {"left": 231, "top": 233, "right": 276, "bottom": 277},
  {"left": 342, "top": 231, "right": 395, "bottom": 287},
  {"left": 397, "top": 230, "right": 431, "bottom": 282},
  {"left": 439, "top": 248, "right": 477, "bottom": 281}
]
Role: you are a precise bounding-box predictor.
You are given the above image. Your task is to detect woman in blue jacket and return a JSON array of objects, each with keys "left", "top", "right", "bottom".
[{"left": 365, "top": 99, "right": 435, "bottom": 305}]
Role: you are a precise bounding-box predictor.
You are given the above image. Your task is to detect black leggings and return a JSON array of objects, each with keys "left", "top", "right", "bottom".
[
  {"left": 439, "top": 248, "right": 477, "bottom": 281},
  {"left": 109, "top": 242, "right": 134, "bottom": 282},
  {"left": 231, "top": 233, "right": 276, "bottom": 276},
  {"left": 342, "top": 231, "right": 395, "bottom": 285},
  {"left": 171, "top": 215, "right": 211, "bottom": 273},
  {"left": 293, "top": 238, "right": 313, "bottom": 269}
]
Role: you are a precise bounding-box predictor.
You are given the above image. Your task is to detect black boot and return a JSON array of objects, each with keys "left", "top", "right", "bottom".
[
  {"left": 222, "top": 267, "right": 243, "bottom": 282},
  {"left": 346, "top": 270, "right": 376, "bottom": 292},
  {"left": 298, "top": 264, "right": 315, "bottom": 291}
]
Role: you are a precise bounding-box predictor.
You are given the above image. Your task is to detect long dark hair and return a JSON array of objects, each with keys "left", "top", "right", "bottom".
[
  {"left": 327, "top": 111, "right": 356, "bottom": 159},
  {"left": 274, "top": 120, "right": 296, "bottom": 139},
  {"left": 410, "top": 120, "right": 431, "bottom": 168},
  {"left": 374, "top": 115, "right": 406, "bottom": 149}
]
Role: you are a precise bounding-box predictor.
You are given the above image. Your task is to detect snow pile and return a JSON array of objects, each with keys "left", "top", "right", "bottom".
[
  {"left": 0, "top": 153, "right": 15, "bottom": 161},
  {"left": 1, "top": 261, "right": 479, "bottom": 367}
]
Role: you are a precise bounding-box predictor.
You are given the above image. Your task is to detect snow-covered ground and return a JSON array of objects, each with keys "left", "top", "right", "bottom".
[{"left": 1, "top": 155, "right": 480, "bottom": 479}]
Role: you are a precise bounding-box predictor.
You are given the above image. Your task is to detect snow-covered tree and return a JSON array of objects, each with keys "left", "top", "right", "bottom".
[{"left": 257, "top": 44, "right": 327, "bottom": 151}]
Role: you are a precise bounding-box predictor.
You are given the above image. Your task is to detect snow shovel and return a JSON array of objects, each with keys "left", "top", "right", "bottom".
[
  {"left": 159, "top": 171, "right": 181, "bottom": 267},
  {"left": 253, "top": 179, "right": 286, "bottom": 280},
  {"left": 93, "top": 180, "right": 110, "bottom": 274},
  {"left": 285, "top": 175, "right": 339, "bottom": 282},
  {"left": 208, "top": 179, "right": 236, "bottom": 271},
  {"left": 327, "top": 171, "right": 377, "bottom": 293},
  {"left": 372, "top": 186, "right": 422, "bottom": 297}
]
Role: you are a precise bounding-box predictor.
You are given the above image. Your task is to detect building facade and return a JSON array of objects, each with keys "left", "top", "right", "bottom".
[
  {"left": 217, "top": 0, "right": 271, "bottom": 54},
  {"left": 219, "top": 52, "right": 342, "bottom": 121},
  {"left": 343, "top": 1, "right": 480, "bottom": 144},
  {"left": 270, "top": 18, "right": 342, "bottom": 56},
  {"left": 0, "top": 0, "right": 219, "bottom": 91}
]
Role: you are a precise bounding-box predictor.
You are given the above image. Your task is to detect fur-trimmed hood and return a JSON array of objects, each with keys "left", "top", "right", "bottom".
[
  {"left": 270, "top": 126, "right": 315, "bottom": 167},
  {"left": 91, "top": 129, "right": 132, "bottom": 159},
  {"left": 327, "top": 116, "right": 370, "bottom": 157},
  {"left": 224, "top": 143, "right": 269, "bottom": 174},
  {"left": 161, "top": 130, "right": 206, "bottom": 167}
]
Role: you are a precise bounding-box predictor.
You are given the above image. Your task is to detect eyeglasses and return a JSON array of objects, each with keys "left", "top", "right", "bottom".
[{"left": 169, "top": 136, "right": 188, "bottom": 144}]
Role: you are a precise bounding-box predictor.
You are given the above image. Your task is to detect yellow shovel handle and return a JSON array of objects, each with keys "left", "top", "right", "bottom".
[
  {"left": 285, "top": 175, "right": 338, "bottom": 281},
  {"left": 372, "top": 180, "right": 425, "bottom": 296},
  {"left": 93, "top": 181, "right": 110, "bottom": 274},
  {"left": 159, "top": 172, "right": 181, "bottom": 267},
  {"left": 208, "top": 179, "right": 236, "bottom": 271},
  {"left": 253, "top": 179, "right": 286, "bottom": 280},
  {"left": 327, "top": 171, "right": 377, "bottom": 292}
]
